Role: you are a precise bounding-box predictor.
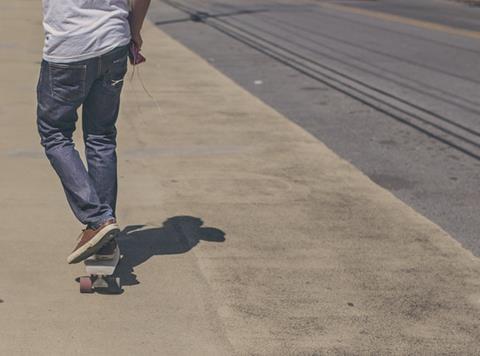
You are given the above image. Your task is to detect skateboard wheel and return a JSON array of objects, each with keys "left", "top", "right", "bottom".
[{"left": 80, "top": 276, "right": 93, "bottom": 293}]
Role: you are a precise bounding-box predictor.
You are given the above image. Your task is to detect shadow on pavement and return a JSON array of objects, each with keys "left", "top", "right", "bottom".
[
  {"left": 154, "top": 8, "right": 268, "bottom": 26},
  {"left": 115, "top": 215, "right": 226, "bottom": 287}
]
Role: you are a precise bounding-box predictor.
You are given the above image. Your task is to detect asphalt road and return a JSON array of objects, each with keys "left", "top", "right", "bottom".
[{"left": 148, "top": 0, "right": 480, "bottom": 256}]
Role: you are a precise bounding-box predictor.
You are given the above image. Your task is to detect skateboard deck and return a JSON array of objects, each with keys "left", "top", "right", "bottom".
[{"left": 79, "top": 247, "right": 121, "bottom": 293}]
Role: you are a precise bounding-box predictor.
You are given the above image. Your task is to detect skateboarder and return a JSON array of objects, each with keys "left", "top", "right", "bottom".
[{"left": 37, "top": 0, "right": 151, "bottom": 263}]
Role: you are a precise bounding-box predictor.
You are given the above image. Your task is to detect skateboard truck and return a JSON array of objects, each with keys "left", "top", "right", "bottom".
[{"left": 79, "top": 247, "right": 121, "bottom": 294}]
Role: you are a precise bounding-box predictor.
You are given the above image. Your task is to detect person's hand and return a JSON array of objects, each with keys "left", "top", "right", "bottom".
[{"left": 131, "top": 32, "right": 143, "bottom": 50}]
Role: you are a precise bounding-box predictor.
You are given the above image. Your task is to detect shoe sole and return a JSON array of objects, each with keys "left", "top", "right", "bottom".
[
  {"left": 93, "top": 249, "right": 117, "bottom": 261},
  {"left": 67, "top": 223, "right": 120, "bottom": 264}
]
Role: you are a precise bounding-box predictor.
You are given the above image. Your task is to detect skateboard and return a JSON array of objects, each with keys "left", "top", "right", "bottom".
[{"left": 79, "top": 247, "right": 121, "bottom": 294}]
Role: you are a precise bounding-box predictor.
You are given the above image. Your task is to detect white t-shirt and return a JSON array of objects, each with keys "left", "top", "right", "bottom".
[{"left": 42, "top": 0, "right": 131, "bottom": 63}]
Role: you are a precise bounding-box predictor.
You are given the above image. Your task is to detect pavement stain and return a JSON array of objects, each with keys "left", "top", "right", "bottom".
[
  {"left": 282, "top": 316, "right": 326, "bottom": 336},
  {"left": 377, "top": 139, "right": 398, "bottom": 146},
  {"left": 300, "top": 86, "right": 328, "bottom": 91},
  {"left": 369, "top": 173, "right": 416, "bottom": 191}
]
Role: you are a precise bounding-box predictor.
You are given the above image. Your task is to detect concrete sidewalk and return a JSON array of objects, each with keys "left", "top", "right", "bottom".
[{"left": 1, "top": 1, "right": 480, "bottom": 355}]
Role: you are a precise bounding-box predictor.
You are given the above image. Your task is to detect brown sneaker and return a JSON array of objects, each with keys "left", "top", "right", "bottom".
[{"left": 67, "top": 219, "right": 120, "bottom": 264}]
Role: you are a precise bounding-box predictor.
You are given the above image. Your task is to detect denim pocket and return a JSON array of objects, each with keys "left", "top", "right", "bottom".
[
  {"left": 48, "top": 62, "right": 86, "bottom": 103},
  {"left": 103, "top": 55, "right": 128, "bottom": 94}
]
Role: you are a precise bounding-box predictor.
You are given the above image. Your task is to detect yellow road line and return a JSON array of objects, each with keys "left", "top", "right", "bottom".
[{"left": 322, "top": 2, "right": 480, "bottom": 40}]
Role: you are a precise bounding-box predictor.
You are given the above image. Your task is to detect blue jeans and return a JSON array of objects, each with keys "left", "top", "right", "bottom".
[{"left": 37, "top": 45, "right": 128, "bottom": 229}]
